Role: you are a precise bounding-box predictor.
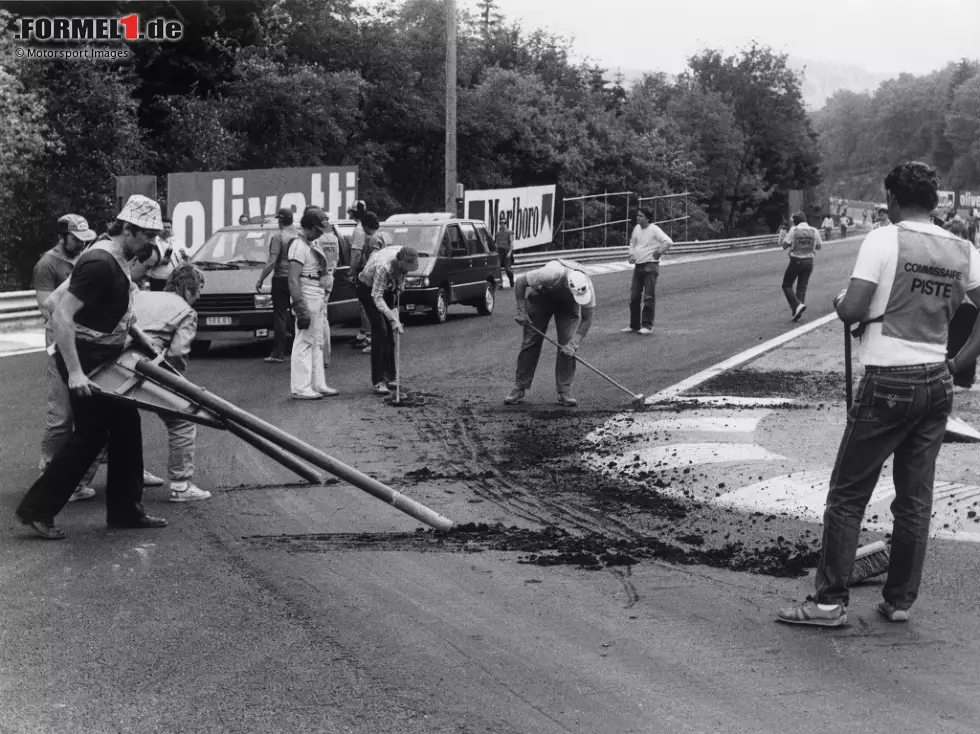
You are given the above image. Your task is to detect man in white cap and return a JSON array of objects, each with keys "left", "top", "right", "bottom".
[
  {"left": 505, "top": 259, "right": 596, "bottom": 406},
  {"left": 33, "top": 214, "right": 99, "bottom": 502},
  {"left": 16, "top": 195, "right": 166, "bottom": 539}
]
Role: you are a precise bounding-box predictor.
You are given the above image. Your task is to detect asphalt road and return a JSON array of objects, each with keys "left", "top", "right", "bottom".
[{"left": 2, "top": 238, "right": 979, "bottom": 733}]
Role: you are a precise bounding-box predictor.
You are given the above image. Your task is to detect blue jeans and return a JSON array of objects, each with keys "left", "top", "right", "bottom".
[
  {"left": 781, "top": 257, "right": 813, "bottom": 313},
  {"left": 815, "top": 363, "right": 952, "bottom": 608},
  {"left": 629, "top": 262, "right": 659, "bottom": 330},
  {"left": 515, "top": 296, "right": 580, "bottom": 395}
]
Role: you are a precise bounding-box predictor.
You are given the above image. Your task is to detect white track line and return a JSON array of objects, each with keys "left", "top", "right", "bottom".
[{"left": 646, "top": 312, "right": 840, "bottom": 403}]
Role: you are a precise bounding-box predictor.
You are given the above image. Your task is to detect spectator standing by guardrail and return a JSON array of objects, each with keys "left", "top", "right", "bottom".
[
  {"left": 256, "top": 207, "right": 297, "bottom": 364},
  {"left": 780, "top": 212, "right": 823, "bottom": 322},
  {"left": 16, "top": 195, "right": 168, "bottom": 540},
  {"left": 840, "top": 213, "right": 850, "bottom": 239},
  {"left": 495, "top": 217, "right": 515, "bottom": 289},
  {"left": 622, "top": 208, "right": 672, "bottom": 335},
  {"left": 777, "top": 162, "right": 980, "bottom": 627},
  {"left": 34, "top": 214, "right": 99, "bottom": 503},
  {"left": 288, "top": 208, "right": 336, "bottom": 399}
]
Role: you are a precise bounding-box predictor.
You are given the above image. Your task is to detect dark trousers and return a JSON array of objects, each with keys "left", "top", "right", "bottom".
[
  {"left": 629, "top": 262, "right": 659, "bottom": 330},
  {"left": 17, "top": 354, "right": 146, "bottom": 525},
  {"left": 356, "top": 285, "right": 396, "bottom": 385},
  {"left": 781, "top": 257, "right": 813, "bottom": 313},
  {"left": 946, "top": 302, "right": 978, "bottom": 388},
  {"left": 497, "top": 247, "right": 514, "bottom": 288},
  {"left": 270, "top": 276, "right": 291, "bottom": 359},
  {"left": 815, "top": 364, "right": 952, "bottom": 608},
  {"left": 515, "top": 295, "right": 579, "bottom": 395}
]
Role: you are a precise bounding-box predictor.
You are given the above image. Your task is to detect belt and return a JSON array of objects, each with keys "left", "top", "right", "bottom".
[
  {"left": 864, "top": 362, "right": 946, "bottom": 375},
  {"left": 300, "top": 274, "right": 321, "bottom": 280}
]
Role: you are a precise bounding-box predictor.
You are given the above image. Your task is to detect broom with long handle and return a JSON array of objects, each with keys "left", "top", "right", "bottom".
[{"left": 842, "top": 321, "right": 891, "bottom": 584}]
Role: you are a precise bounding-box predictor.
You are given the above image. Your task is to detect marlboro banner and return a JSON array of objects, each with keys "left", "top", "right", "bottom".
[
  {"left": 464, "top": 184, "right": 556, "bottom": 250},
  {"left": 168, "top": 166, "right": 358, "bottom": 250}
]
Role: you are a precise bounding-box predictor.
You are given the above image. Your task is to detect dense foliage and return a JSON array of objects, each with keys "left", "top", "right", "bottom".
[
  {"left": 812, "top": 59, "right": 980, "bottom": 202},
  {"left": 0, "top": 0, "right": 826, "bottom": 287}
]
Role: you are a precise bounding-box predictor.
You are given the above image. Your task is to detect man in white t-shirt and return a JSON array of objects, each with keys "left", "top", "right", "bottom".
[
  {"left": 287, "top": 208, "right": 337, "bottom": 399},
  {"left": 622, "top": 208, "right": 672, "bottom": 335},
  {"left": 505, "top": 259, "right": 596, "bottom": 407},
  {"left": 777, "top": 162, "right": 980, "bottom": 628},
  {"left": 821, "top": 214, "right": 835, "bottom": 241}
]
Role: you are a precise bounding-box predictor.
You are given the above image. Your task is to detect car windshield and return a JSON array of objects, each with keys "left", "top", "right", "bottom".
[
  {"left": 191, "top": 228, "right": 273, "bottom": 268},
  {"left": 378, "top": 224, "right": 442, "bottom": 256}
]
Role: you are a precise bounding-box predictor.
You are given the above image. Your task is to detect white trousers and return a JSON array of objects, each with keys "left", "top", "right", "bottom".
[{"left": 291, "top": 295, "right": 326, "bottom": 395}]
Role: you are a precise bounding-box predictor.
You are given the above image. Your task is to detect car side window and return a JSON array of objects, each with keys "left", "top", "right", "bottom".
[
  {"left": 475, "top": 224, "right": 494, "bottom": 252},
  {"left": 459, "top": 222, "right": 486, "bottom": 255},
  {"left": 445, "top": 225, "right": 466, "bottom": 257}
]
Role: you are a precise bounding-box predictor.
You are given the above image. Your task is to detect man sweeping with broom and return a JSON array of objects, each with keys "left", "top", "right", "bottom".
[
  {"left": 777, "top": 162, "right": 980, "bottom": 627},
  {"left": 504, "top": 260, "right": 595, "bottom": 407}
]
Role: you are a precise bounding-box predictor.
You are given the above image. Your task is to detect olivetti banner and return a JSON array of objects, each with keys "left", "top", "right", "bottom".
[
  {"left": 464, "top": 185, "right": 556, "bottom": 250},
  {"left": 168, "top": 166, "right": 358, "bottom": 249}
]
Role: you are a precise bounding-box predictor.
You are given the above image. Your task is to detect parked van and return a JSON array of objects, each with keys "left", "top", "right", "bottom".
[
  {"left": 379, "top": 213, "right": 500, "bottom": 323},
  {"left": 190, "top": 217, "right": 358, "bottom": 352}
]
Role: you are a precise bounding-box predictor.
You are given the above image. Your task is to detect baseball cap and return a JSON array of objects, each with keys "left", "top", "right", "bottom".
[
  {"left": 566, "top": 269, "right": 593, "bottom": 305},
  {"left": 117, "top": 195, "right": 163, "bottom": 231},
  {"left": 347, "top": 200, "right": 366, "bottom": 216},
  {"left": 302, "top": 208, "right": 331, "bottom": 233},
  {"left": 57, "top": 214, "right": 97, "bottom": 242},
  {"left": 275, "top": 207, "right": 294, "bottom": 224}
]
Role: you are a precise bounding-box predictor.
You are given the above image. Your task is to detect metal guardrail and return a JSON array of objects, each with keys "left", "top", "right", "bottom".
[{"left": 0, "top": 234, "right": 779, "bottom": 331}]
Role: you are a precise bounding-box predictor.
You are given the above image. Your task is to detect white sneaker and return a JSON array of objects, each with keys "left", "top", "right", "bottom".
[
  {"left": 68, "top": 486, "right": 96, "bottom": 502},
  {"left": 168, "top": 482, "right": 212, "bottom": 503},
  {"left": 638, "top": 327, "right": 652, "bottom": 335},
  {"left": 620, "top": 326, "right": 637, "bottom": 333},
  {"left": 292, "top": 391, "right": 324, "bottom": 400},
  {"left": 373, "top": 382, "right": 390, "bottom": 395},
  {"left": 143, "top": 470, "right": 165, "bottom": 487},
  {"left": 316, "top": 386, "right": 339, "bottom": 396}
]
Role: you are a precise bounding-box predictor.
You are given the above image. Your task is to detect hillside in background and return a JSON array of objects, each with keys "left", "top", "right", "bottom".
[{"left": 611, "top": 56, "right": 892, "bottom": 110}]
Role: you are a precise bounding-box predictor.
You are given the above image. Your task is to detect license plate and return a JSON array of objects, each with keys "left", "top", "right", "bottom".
[
  {"left": 404, "top": 304, "right": 416, "bottom": 311},
  {"left": 205, "top": 316, "right": 233, "bottom": 326},
  {"left": 255, "top": 329, "right": 269, "bottom": 337}
]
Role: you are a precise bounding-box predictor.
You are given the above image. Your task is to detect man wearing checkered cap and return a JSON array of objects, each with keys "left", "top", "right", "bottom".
[{"left": 17, "top": 195, "right": 168, "bottom": 539}]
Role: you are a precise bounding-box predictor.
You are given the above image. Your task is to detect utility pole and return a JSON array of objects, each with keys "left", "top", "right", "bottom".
[{"left": 444, "top": 0, "right": 457, "bottom": 214}]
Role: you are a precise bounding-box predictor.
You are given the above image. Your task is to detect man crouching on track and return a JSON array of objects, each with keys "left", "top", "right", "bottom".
[{"left": 504, "top": 260, "right": 596, "bottom": 407}]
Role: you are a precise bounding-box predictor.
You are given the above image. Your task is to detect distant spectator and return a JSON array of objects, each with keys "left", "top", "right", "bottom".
[
  {"left": 839, "top": 213, "right": 850, "bottom": 239},
  {"left": 238, "top": 214, "right": 250, "bottom": 225},
  {"left": 622, "top": 208, "right": 672, "bottom": 335},
  {"left": 347, "top": 200, "right": 372, "bottom": 350},
  {"left": 872, "top": 206, "right": 890, "bottom": 229},
  {"left": 495, "top": 216, "right": 516, "bottom": 289},
  {"left": 821, "top": 214, "right": 834, "bottom": 241}
]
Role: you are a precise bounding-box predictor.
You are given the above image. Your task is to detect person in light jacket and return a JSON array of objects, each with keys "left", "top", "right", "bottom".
[{"left": 622, "top": 208, "right": 672, "bottom": 335}]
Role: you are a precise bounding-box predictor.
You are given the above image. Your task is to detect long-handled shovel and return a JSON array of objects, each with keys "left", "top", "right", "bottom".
[
  {"left": 523, "top": 321, "right": 646, "bottom": 409},
  {"left": 394, "top": 293, "right": 401, "bottom": 404},
  {"left": 844, "top": 323, "right": 853, "bottom": 407}
]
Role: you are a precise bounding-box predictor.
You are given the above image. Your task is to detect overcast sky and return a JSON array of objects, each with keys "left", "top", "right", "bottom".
[{"left": 477, "top": 0, "right": 980, "bottom": 77}]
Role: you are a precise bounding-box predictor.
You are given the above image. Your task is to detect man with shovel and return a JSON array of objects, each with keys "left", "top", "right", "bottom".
[{"left": 505, "top": 260, "right": 595, "bottom": 407}]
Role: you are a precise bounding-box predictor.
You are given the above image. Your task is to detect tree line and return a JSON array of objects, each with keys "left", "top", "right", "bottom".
[
  {"left": 812, "top": 59, "right": 980, "bottom": 203},
  {"left": 4, "top": 0, "right": 824, "bottom": 288}
]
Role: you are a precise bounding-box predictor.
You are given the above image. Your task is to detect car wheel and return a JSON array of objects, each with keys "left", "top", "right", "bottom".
[
  {"left": 190, "top": 340, "right": 210, "bottom": 356},
  {"left": 476, "top": 280, "right": 495, "bottom": 315},
  {"left": 430, "top": 287, "right": 450, "bottom": 324}
]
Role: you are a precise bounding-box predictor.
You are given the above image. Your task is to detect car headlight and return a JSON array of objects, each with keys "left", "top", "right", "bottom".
[
  {"left": 254, "top": 294, "right": 273, "bottom": 309},
  {"left": 405, "top": 276, "right": 429, "bottom": 288}
]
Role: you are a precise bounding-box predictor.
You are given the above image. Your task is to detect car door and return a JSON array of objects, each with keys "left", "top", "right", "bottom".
[
  {"left": 474, "top": 222, "right": 500, "bottom": 283},
  {"left": 327, "top": 223, "right": 358, "bottom": 325},
  {"left": 444, "top": 224, "right": 472, "bottom": 302},
  {"left": 458, "top": 222, "right": 490, "bottom": 297}
]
